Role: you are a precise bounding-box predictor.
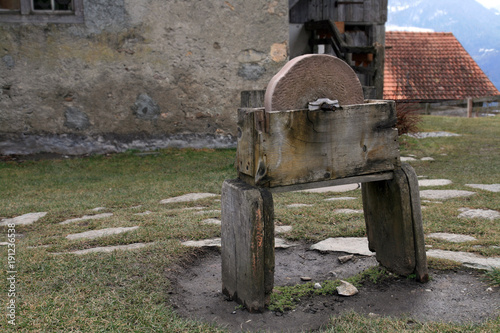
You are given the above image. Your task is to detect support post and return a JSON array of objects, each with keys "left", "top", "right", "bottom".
[
  {"left": 221, "top": 179, "right": 274, "bottom": 312},
  {"left": 361, "top": 163, "right": 428, "bottom": 281}
]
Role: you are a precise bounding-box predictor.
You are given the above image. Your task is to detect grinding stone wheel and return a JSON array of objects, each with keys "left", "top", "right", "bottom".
[{"left": 264, "top": 54, "right": 364, "bottom": 112}]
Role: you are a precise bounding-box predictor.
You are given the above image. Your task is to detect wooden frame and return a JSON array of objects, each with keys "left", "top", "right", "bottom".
[
  {"left": 223, "top": 97, "right": 428, "bottom": 312},
  {"left": 237, "top": 100, "right": 400, "bottom": 189}
]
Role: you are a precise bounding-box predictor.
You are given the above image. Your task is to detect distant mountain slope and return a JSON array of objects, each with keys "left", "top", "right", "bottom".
[{"left": 387, "top": 0, "right": 500, "bottom": 90}]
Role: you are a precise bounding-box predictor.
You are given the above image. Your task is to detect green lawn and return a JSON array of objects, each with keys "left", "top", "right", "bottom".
[{"left": 0, "top": 116, "right": 499, "bottom": 332}]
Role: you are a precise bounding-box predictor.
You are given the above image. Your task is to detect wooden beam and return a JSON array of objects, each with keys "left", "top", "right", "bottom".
[
  {"left": 237, "top": 100, "right": 400, "bottom": 188},
  {"left": 269, "top": 172, "right": 394, "bottom": 193}
]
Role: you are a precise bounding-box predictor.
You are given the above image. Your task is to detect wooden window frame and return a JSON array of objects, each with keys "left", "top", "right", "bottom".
[{"left": 0, "top": 0, "right": 84, "bottom": 23}]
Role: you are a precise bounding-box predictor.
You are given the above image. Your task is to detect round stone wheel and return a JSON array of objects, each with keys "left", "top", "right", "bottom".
[{"left": 264, "top": 54, "right": 364, "bottom": 112}]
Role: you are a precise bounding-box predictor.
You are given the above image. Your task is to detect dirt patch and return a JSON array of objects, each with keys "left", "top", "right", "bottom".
[{"left": 169, "top": 244, "right": 499, "bottom": 332}]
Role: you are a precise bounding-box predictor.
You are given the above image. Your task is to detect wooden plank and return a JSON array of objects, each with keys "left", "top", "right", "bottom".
[
  {"left": 269, "top": 172, "right": 393, "bottom": 193},
  {"left": 241, "top": 90, "right": 265, "bottom": 108},
  {"left": 361, "top": 167, "right": 416, "bottom": 276},
  {"left": 289, "top": 0, "right": 309, "bottom": 23},
  {"left": 401, "top": 163, "right": 429, "bottom": 282},
  {"left": 308, "top": 0, "right": 323, "bottom": 22},
  {"left": 467, "top": 98, "right": 473, "bottom": 118},
  {"left": 373, "top": 41, "right": 385, "bottom": 99},
  {"left": 237, "top": 100, "right": 400, "bottom": 188},
  {"left": 221, "top": 179, "right": 274, "bottom": 312},
  {"left": 236, "top": 108, "right": 261, "bottom": 178}
]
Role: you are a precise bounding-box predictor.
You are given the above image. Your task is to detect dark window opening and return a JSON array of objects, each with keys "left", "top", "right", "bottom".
[{"left": 0, "top": 0, "right": 83, "bottom": 23}]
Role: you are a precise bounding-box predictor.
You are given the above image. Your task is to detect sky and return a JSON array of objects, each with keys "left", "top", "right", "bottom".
[
  {"left": 476, "top": 0, "right": 500, "bottom": 11},
  {"left": 387, "top": 0, "right": 500, "bottom": 31}
]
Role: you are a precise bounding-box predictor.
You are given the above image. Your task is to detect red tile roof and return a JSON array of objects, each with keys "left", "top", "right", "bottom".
[{"left": 383, "top": 31, "right": 500, "bottom": 101}]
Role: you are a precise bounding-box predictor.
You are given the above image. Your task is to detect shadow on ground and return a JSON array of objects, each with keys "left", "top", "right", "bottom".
[{"left": 169, "top": 245, "right": 499, "bottom": 333}]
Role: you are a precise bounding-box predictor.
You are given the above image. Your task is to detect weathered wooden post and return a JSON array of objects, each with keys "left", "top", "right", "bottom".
[
  {"left": 221, "top": 179, "right": 274, "bottom": 312},
  {"left": 221, "top": 54, "right": 428, "bottom": 312}
]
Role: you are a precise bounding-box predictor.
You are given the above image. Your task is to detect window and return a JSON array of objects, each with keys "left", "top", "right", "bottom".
[{"left": 0, "top": 0, "right": 83, "bottom": 23}]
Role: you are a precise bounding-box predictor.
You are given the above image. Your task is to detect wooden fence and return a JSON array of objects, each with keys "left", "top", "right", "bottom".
[{"left": 421, "top": 95, "right": 500, "bottom": 117}]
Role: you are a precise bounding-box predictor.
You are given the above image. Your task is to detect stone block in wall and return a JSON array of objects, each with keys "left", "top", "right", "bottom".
[
  {"left": 132, "top": 93, "right": 160, "bottom": 120},
  {"left": 64, "top": 107, "right": 90, "bottom": 130}
]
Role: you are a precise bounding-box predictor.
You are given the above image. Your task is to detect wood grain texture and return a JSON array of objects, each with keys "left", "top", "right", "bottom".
[
  {"left": 221, "top": 179, "right": 274, "bottom": 312},
  {"left": 401, "top": 163, "right": 429, "bottom": 282},
  {"left": 361, "top": 168, "right": 416, "bottom": 276},
  {"left": 237, "top": 100, "right": 400, "bottom": 188}
]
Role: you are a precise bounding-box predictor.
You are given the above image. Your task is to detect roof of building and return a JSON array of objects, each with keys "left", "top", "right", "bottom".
[{"left": 383, "top": 31, "right": 500, "bottom": 101}]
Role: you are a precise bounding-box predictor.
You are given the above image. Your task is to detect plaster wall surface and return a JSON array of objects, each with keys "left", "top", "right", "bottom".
[{"left": 0, "top": 0, "right": 289, "bottom": 155}]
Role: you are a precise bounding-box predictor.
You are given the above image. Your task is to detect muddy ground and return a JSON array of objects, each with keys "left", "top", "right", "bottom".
[{"left": 169, "top": 245, "right": 499, "bottom": 333}]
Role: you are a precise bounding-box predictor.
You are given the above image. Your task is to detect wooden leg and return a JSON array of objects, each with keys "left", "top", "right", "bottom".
[
  {"left": 361, "top": 167, "right": 417, "bottom": 276},
  {"left": 221, "top": 179, "right": 274, "bottom": 312},
  {"left": 401, "top": 163, "right": 429, "bottom": 282}
]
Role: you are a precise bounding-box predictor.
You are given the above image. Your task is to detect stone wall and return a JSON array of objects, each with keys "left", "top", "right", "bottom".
[{"left": 0, "top": 0, "right": 288, "bottom": 155}]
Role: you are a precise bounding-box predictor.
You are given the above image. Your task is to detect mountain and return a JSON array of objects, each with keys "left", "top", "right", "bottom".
[{"left": 387, "top": 0, "right": 500, "bottom": 91}]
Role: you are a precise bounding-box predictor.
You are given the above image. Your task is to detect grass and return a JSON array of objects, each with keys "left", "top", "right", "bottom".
[
  {"left": 0, "top": 116, "right": 499, "bottom": 331},
  {"left": 325, "top": 311, "right": 500, "bottom": 333},
  {"left": 485, "top": 268, "right": 500, "bottom": 287},
  {"left": 269, "top": 266, "right": 393, "bottom": 312}
]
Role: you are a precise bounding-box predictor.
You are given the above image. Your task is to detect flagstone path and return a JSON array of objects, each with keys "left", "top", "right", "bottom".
[
  {"left": 59, "top": 213, "right": 113, "bottom": 225},
  {"left": 324, "top": 196, "right": 356, "bottom": 201},
  {"left": 427, "top": 233, "right": 477, "bottom": 243},
  {"left": 420, "top": 190, "right": 476, "bottom": 200},
  {"left": 418, "top": 179, "right": 453, "bottom": 187},
  {"left": 66, "top": 226, "right": 140, "bottom": 240},
  {"left": 466, "top": 183, "right": 500, "bottom": 192},
  {"left": 160, "top": 193, "right": 218, "bottom": 204},
  {"left": 0, "top": 212, "right": 47, "bottom": 226},
  {"left": 2, "top": 181, "right": 499, "bottom": 270},
  {"left": 458, "top": 208, "right": 500, "bottom": 220},
  {"left": 407, "top": 131, "right": 461, "bottom": 138}
]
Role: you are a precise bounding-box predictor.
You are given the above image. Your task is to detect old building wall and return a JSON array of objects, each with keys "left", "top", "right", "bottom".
[{"left": 0, "top": 0, "right": 288, "bottom": 155}]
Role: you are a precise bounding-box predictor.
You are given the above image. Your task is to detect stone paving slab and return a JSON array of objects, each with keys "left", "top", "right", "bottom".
[
  {"left": 0, "top": 212, "right": 47, "bottom": 226},
  {"left": 465, "top": 184, "right": 500, "bottom": 192},
  {"left": 160, "top": 193, "right": 218, "bottom": 204},
  {"left": 420, "top": 190, "right": 475, "bottom": 200},
  {"left": 275, "top": 225, "right": 293, "bottom": 234},
  {"left": 66, "top": 226, "right": 139, "bottom": 240},
  {"left": 275, "top": 237, "right": 300, "bottom": 248},
  {"left": 408, "top": 131, "right": 461, "bottom": 138},
  {"left": 55, "top": 243, "right": 153, "bottom": 255},
  {"left": 181, "top": 237, "right": 300, "bottom": 249},
  {"left": 334, "top": 209, "right": 363, "bottom": 214},
  {"left": 426, "top": 249, "right": 500, "bottom": 271},
  {"left": 287, "top": 203, "right": 314, "bottom": 208},
  {"left": 202, "top": 218, "right": 221, "bottom": 225},
  {"left": 418, "top": 179, "right": 452, "bottom": 187},
  {"left": 401, "top": 157, "right": 435, "bottom": 162},
  {"left": 427, "top": 233, "right": 477, "bottom": 243},
  {"left": 59, "top": 213, "right": 113, "bottom": 225},
  {"left": 181, "top": 238, "right": 221, "bottom": 247},
  {"left": 324, "top": 197, "right": 356, "bottom": 201},
  {"left": 195, "top": 210, "right": 221, "bottom": 215},
  {"left": 458, "top": 208, "right": 500, "bottom": 220},
  {"left": 310, "top": 237, "right": 375, "bottom": 256}
]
